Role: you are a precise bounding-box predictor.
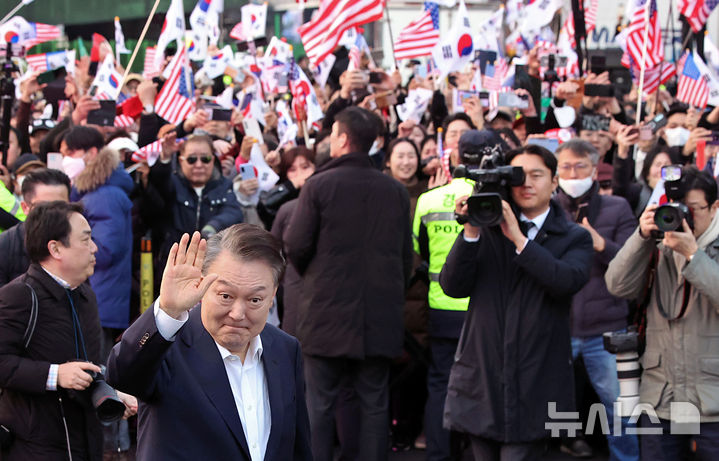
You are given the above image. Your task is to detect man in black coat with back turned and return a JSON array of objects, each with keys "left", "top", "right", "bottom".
[
  {"left": 285, "top": 106, "right": 413, "bottom": 461},
  {"left": 440, "top": 144, "right": 594, "bottom": 460}
]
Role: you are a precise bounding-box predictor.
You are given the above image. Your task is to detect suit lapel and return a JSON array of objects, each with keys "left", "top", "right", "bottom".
[
  {"left": 184, "top": 312, "right": 252, "bottom": 459},
  {"left": 261, "top": 328, "right": 284, "bottom": 461}
]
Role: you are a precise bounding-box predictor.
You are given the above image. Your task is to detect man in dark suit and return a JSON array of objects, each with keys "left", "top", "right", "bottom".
[
  {"left": 440, "top": 144, "right": 594, "bottom": 461},
  {"left": 285, "top": 107, "right": 412, "bottom": 461},
  {"left": 106, "top": 224, "right": 312, "bottom": 461}
]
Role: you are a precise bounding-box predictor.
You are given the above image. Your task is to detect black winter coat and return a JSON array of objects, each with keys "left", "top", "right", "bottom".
[
  {"left": 285, "top": 152, "right": 413, "bottom": 359},
  {"left": 439, "top": 200, "right": 593, "bottom": 442},
  {"left": 147, "top": 160, "right": 244, "bottom": 262},
  {"left": 0, "top": 222, "right": 28, "bottom": 287},
  {"left": 0, "top": 264, "right": 103, "bottom": 460}
]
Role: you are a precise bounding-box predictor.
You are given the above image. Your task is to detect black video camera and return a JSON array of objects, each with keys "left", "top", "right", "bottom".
[
  {"left": 453, "top": 153, "right": 525, "bottom": 226},
  {"left": 652, "top": 165, "right": 694, "bottom": 238}
]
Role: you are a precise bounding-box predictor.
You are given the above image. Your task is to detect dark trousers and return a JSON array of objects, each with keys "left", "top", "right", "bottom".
[
  {"left": 469, "top": 435, "right": 546, "bottom": 461},
  {"left": 304, "top": 355, "right": 391, "bottom": 461},
  {"left": 425, "top": 337, "right": 458, "bottom": 461},
  {"left": 639, "top": 414, "right": 719, "bottom": 461}
]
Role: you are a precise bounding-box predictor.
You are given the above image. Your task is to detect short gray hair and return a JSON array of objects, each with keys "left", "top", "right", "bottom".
[
  {"left": 202, "top": 223, "right": 286, "bottom": 286},
  {"left": 555, "top": 139, "right": 600, "bottom": 166}
]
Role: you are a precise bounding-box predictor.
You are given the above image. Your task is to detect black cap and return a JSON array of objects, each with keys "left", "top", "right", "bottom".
[
  {"left": 29, "top": 118, "right": 56, "bottom": 136},
  {"left": 458, "top": 129, "right": 506, "bottom": 166},
  {"left": 11, "top": 153, "right": 45, "bottom": 175}
]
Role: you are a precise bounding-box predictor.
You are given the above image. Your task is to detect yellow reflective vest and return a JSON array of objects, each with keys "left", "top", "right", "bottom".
[{"left": 412, "top": 178, "right": 474, "bottom": 311}]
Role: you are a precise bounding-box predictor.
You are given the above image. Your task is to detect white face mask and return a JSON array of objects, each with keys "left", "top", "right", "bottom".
[
  {"left": 559, "top": 176, "right": 594, "bottom": 198},
  {"left": 62, "top": 156, "right": 86, "bottom": 180},
  {"left": 664, "top": 127, "right": 690, "bottom": 147}
]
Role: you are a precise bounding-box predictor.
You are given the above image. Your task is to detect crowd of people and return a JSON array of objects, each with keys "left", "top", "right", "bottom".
[{"left": 0, "top": 10, "right": 718, "bottom": 461}]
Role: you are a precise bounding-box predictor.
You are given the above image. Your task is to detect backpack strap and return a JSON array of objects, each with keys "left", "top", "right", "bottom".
[{"left": 22, "top": 283, "right": 38, "bottom": 349}]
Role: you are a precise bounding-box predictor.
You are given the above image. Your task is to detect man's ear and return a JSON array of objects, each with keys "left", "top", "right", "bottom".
[
  {"left": 20, "top": 201, "right": 30, "bottom": 215},
  {"left": 47, "top": 240, "right": 62, "bottom": 260}
]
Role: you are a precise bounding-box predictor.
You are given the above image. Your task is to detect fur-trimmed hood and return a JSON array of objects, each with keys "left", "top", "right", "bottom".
[{"left": 74, "top": 147, "right": 133, "bottom": 195}]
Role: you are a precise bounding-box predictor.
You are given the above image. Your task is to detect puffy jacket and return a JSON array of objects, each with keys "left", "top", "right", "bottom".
[
  {"left": 148, "top": 159, "right": 243, "bottom": 263},
  {"left": 71, "top": 147, "right": 134, "bottom": 329}
]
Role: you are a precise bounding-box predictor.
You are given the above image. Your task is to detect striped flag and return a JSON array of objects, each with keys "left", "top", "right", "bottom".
[
  {"left": 143, "top": 47, "right": 160, "bottom": 79},
  {"left": 298, "top": 0, "right": 384, "bottom": 66},
  {"left": 638, "top": 62, "right": 676, "bottom": 94},
  {"left": 26, "top": 50, "right": 74, "bottom": 72},
  {"left": 394, "top": 2, "right": 440, "bottom": 61},
  {"left": 155, "top": 46, "right": 195, "bottom": 124},
  {"left": 348, "top": 45, "right": 361, "bottom": 70},
  {"left": 679, "top": 0, "right": 719, "bottom": 33},
  {"left": 565, "top": 0, "right": 598, "bottom": 48},
  {"left": 625, "top": 0, "right": 663, "bottom": 70},
  {"left": 25, "top": 22, "right": 61, "bottom": 49},
  {"left": 131, "top": 139, "right": 162, "bottom": 165},
  {"left": 483, "top": 57, "right": 508, "bottom": 91},
  {"left": 677, "top": 52, "right": 710, "bottom": 108},
  {"left": 114, "top": 114, "right": 135, "bottom": 128}
]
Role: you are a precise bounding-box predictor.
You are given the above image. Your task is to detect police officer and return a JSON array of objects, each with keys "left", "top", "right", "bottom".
[{"left": 412, "top": 130, "right": 506, "bottom": 460}]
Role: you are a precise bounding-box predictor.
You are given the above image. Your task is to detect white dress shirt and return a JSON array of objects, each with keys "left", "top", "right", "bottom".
[
  {"left": 154, "top": 302, "right": 271, "bottom": 460},
  {"left": 462, "top": 206, "right": 551, "bottom": 253}
]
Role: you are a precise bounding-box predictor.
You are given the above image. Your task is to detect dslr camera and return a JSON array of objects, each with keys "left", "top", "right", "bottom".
[
  {"left": 69, "top": 364, "right": 126, "bottom": 423},
  {"left": 454, "top": 152, "right": 525, "bottom": 226},
  {"left": 603, "top": 328, "right": 641, "bottom": 417},
  {"left": 653, "top": 165, "right": 694, "bottom": 238}
]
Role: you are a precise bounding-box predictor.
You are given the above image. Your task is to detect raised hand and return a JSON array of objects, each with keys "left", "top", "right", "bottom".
[{"left": 158, "top": 232, "right": 218, "bottom": 319}]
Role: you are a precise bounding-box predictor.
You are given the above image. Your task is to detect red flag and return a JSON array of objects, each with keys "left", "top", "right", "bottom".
[
  {"left": 90, "top": 33, "right": 109, "bottom": 63},
  {"left": 298, "top": 0, "right": 384, "bottom": 66}
]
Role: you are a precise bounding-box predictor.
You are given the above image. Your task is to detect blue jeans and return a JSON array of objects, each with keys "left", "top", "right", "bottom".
[
  {"left": 638, "top": 414, "right": 719, "bottom": 460},
  {"left": 572, "top": 334, "right": 639, "bottom": 461}
]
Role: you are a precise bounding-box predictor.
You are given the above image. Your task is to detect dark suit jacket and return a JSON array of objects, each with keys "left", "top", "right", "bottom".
[{"left": 106, "top": 306, "right": 312, "bottom": 461}]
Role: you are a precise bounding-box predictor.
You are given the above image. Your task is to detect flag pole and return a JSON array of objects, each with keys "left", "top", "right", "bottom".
[
  {"left": 0, "top": 0, "right": 32, "bottom": 26},
  {"left": 635, "top": 0, "right": 651, "bottom": 126},
  {"left": 383, "top": 3, "right": 398, "bottom": 70},
  {"left": 121, "top": 0, "right": 162, "bottom": 85}
]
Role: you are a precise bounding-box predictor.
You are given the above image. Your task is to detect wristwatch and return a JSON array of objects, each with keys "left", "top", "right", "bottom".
[{"left": 143, "top": 104, "right": 154, "bottom": 114}]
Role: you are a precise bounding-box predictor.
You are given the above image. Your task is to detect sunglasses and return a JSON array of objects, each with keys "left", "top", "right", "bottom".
[{"left": 184, "top": 155, "right": 213, "bottom": 165}]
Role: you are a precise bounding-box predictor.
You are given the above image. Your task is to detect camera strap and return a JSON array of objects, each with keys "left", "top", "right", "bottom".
[
  {"left": 653, "top": 263, "right": 692, "bottom": 321},
  {"left": 65, "top": 289, "right": 88, "bottom": 361},
  {"left": 22, "top": 283, "right": 39, "bottom": 349}
]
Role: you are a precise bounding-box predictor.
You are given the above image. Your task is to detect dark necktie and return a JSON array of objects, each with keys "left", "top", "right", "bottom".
[{"left": 520, "top": 220, "right": 534, "bottom": 238}]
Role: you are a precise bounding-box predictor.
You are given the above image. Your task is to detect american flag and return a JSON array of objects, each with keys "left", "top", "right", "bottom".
[
  {"left": 679, "top": 0, "right": 719, "bottom": 33},
  {"left": 155, "top": 46, "right": 195, "bottom": 124},
  {"left": 298, "top": 0, "right": 384, "bottom": 66},
  {"left": 131, "top": 139, "right": 162, "bottom": 165},
  {"left": 394, "top": 2, "right": 440, "bottom": 61},
  {"left": 677, "top": 52, "right": 710, "bottom": 108},
  {"left": 24, "top": 22, "right": 62, "bottom": 49},
  {"left": 348, "top": 45, "right": 361, "bottom": 70},
  {"left": 483, "top": 57, "right": 508, "bottom": 91},
  {"left": 625, "top": 0, "right": 663, "bottom": 70},
  {"left": 26, "top": 53, "right": 50, "bottom": 71},
  {"left": 114, "top": 114, "right": 135, "bottom": 128},
  {"left": 143, "top": 47, "right": 160, "bottom": 79}
]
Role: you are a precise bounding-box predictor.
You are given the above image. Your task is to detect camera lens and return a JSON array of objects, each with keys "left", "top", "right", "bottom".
[
  {"left": 467, "top": 193, "right": 503, "bottom": 227},
  {"left": 654, "top": 204, "right": 684, "bottom": 232}
]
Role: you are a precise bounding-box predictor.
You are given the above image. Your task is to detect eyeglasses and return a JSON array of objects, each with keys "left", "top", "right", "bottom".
[
  {"left": 558, "top": 163, "right": 592, "bottom": 174},
  {"left": 688, "top": 204, "right": 710, "bottom": 213},
  {"left": 184, "top": 155, "right": 213, "bottom": 165}
]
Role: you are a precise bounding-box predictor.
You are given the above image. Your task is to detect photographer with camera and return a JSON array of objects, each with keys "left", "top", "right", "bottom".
[
  {"left": 439, "top": 145, "right": 593, "bottom": 459},
  {"left": 605, "top": 166, "right": 719, "bottom": 460},
  {"left": 0, "top": 201, "right": 135, "bottom": 460}
]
